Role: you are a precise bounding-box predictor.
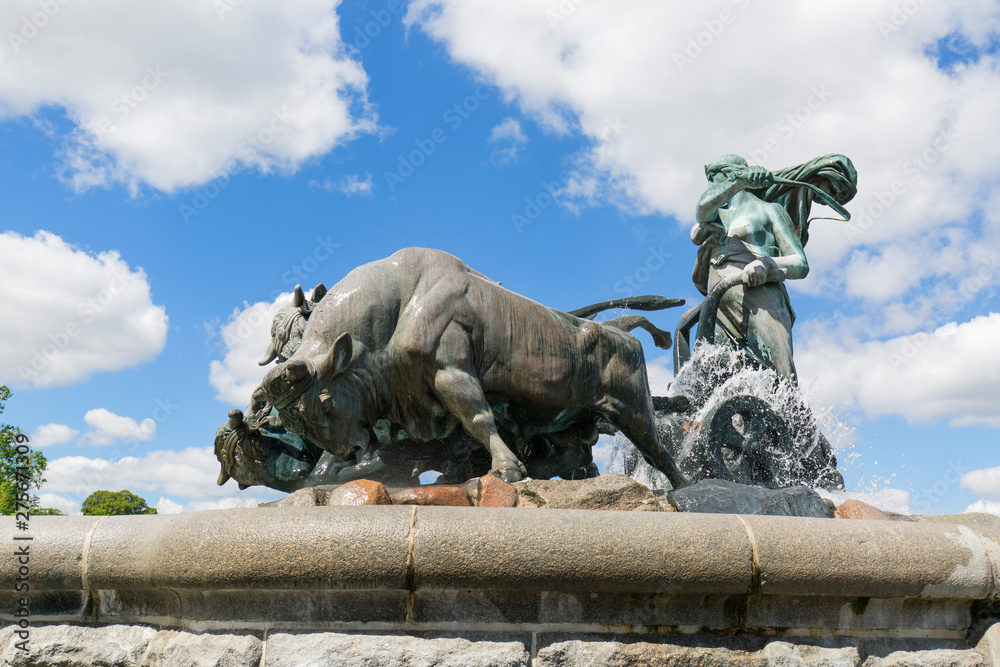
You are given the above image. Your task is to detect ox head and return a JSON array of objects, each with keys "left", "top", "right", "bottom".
[
  {"left": 260, "top": 332, "right": 370, "bottom": 462},
  {"left": 214, "top": 408, "right": 318, "bottom": 493},
  {"left": 258, "top": 283, "right": 327, "bottom": 366}
]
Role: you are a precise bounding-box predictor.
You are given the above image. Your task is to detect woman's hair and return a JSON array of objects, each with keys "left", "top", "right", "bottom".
[
  {"left": 704, "top": 154, "right": 747, "bottom": 180},
  {"left": 762, "top": 154, "right": 858, "bottom": 246}
]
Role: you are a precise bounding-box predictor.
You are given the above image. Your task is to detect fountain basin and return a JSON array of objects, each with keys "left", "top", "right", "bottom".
[{"left": 4, "top": 509, "right": 1000, "bottom": 664}]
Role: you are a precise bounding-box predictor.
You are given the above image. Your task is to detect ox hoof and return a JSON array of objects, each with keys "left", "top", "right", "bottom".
[{"left": 491, "top": 465, "right": 525, "bottom": 484}]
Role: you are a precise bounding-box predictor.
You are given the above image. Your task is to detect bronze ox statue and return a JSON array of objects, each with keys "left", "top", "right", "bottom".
[{"left": 217, "top": 247, "right": 688, "bottom": 490}]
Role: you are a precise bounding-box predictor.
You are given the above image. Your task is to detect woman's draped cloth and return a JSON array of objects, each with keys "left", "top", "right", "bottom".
[{"left": 691, "top": 154, "right": 858, "bottom": 377}]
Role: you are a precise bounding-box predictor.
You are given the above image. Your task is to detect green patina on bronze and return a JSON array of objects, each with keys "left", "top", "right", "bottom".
[
  {"left": 214, "top": 250, "right": 688, "bottom": 492},
  {"left": 679, "top": 153, "right": 858, "bottom": 378},
  {"left": 213, "top": 154, "right": 856, "bottom": 497}
]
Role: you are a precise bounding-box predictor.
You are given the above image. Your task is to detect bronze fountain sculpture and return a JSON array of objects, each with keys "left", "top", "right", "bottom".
[{"left": 214, "top": 154, "right": 857, "bottom": 496}]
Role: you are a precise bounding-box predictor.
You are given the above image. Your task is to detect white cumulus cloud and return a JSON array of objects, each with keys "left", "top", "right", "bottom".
[
  {"left": 208, "top": 292, "right": 293, "bottom": 406},
  {"left": 965, "top": 500, "right": 1000, "bottom": 517},
  {"left": 0, "top": 0, "right": 375, "bottom": 194},
  {"left": 404, "top": 0, "right": 1000, "bottom": 312},
  {"left": 155, "top": 497, "right": 184, "bottom": 514},
  {"left": 30, "top": 423, "right": 78, "bottom": 448},
  {"left": 961, "top": 466, "right": 1000, "bottom": 499},
  {"left": 0, "top": 231, "right": 168, "bottom": 388},
  {"left": 82, "top": 408, "right": 156, "bottom": 446},
  {"left": 488, "top": 117, "right": 528, "bottom": 165},
  {"left": 797, "top": 314, "right": 1000, "bottom": 427},
  {"left": 41, "top": 446, "right": 279, "bottom": 507},
  {"left": 645, "top": 354, "right": 673, "bottom": 397},
  {"left": 35, "top": 493, "right": 81, "bottom": 515},
  {"left": 490, "top": 117, "right": 527, "bottom": 144}
]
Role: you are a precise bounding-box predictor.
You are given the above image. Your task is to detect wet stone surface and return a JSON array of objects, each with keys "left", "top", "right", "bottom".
[
  {"left": 668, "top": 479, "right": 832, "bottom": 518},
  {"left": 257, "top": 474, "right": 912, "bottom": 520},
  {"left": 263, "top": 473, "right": 679, "bottom": 511}
]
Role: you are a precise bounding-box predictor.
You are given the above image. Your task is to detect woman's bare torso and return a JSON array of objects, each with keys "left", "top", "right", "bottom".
[{"left": 718, "top": 193, "right": 779, "bottom": 252}]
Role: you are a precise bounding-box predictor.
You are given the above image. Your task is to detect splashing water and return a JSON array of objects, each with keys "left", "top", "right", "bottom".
[{"left": 607, "top": 341, "right": 856, "bottom": 492}]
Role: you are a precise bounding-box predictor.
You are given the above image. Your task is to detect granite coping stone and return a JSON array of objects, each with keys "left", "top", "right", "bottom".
[
  {"left": 743, "top": 515, "right": 999, "bottom": 600},
  {"left": 5, "top": 515, "right": 101, "bottom": 590},
  {"left": 3, "top": 508, "right": 999, "bottom": 602}
]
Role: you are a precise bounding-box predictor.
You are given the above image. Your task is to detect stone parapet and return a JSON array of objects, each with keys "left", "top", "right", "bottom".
[{"left": 2, "top": 508, "right": 1000, "bottom": 641}]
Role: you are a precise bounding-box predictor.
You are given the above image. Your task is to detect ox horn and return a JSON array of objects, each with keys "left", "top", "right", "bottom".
[
  {"left": 217, "top": 469, "right": 230, "bottom": 486},
  {"left": 294, "top": 284, "right": 314, "bottom": 316},
  {"left": 258, "top": 340, "right": 278, "bottom": 366}
]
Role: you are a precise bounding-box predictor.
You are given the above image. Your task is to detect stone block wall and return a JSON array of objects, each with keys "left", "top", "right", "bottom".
[
  {"left": 3, "top": 508, "right": 1000, "bottom": 665},
  {"left": 3, "top": 624, "right": 1000, "bottom": 666}
]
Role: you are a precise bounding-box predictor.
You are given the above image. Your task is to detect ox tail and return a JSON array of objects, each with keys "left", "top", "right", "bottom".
[
  {"left": 601, "top": 314, "right": 673, "bottom": 351},
  {"left": 570, "top": 294, "right": 683, "bottom": 350},
  {"left": 568, "top": 294, "right": 684, "bottom": 320}
]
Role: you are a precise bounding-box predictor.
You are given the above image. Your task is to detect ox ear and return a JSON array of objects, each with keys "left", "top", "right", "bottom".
[
  {"left": 311, "top": 283, "right": 327, "bottom": 303},
  {"left": 318, "top": 332, "right": 353, "bottom": 378}
]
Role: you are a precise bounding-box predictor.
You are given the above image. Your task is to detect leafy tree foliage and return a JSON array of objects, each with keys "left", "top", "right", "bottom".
[
  {"left": 0, "top": 385, "right": 49, "bottom": 515},
  {"left": 81, "top": 489, "right": 157, "bottom": 515},
  {"left": 31, "top": 506, "right": 65, "bottom": 515}
]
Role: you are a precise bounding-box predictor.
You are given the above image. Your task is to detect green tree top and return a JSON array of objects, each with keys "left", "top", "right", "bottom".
[
  {"left": 0, "top": 385, "right": 48, "bottom": 515},
  {"left": 81, "top": 489, "right": 157, "bottom": 515},
  {"left": 32, "top": 507, "right": 64, "bottom": 515}
]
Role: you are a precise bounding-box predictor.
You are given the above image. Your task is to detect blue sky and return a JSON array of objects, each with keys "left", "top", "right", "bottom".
[{"left": 0, "top": 0, "right": 998, "bottom": 514}]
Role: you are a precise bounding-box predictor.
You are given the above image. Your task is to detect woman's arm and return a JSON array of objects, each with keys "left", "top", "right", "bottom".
[
  {"left": 768, "top": 203, "right": 808, "bottom": 279},
  {"left": 695, "top": 176, "right": 743, "bottom": 226},
  {"left": 696, "top": 165, "right": 771, "bottom": 224}
]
